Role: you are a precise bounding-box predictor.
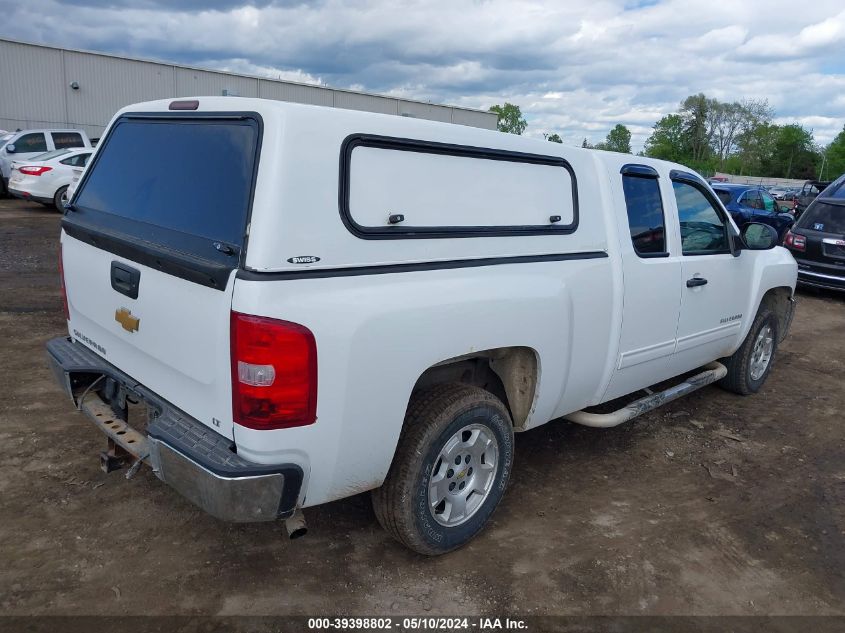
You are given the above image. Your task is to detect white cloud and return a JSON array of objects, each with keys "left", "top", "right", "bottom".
[
  {"left": 0, "top": 0, "right": 843, "bottom": 151},
  {"left": 202, "top": 58, "right": 325, "bottom": 85}
]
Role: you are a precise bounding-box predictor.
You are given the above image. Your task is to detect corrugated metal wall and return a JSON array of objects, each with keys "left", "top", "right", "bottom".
[{"left": 0, "top": 39, "right": 497, "bottom": 138}]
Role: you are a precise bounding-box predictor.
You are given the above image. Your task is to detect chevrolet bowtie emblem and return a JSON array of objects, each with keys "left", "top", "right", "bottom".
[{"left": 115, "top": 307, "right": 140, "bottom": 333}]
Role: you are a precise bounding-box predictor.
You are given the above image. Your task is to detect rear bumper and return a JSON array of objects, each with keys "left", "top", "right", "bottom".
[
  {"left": 796, "top": 267, "right": 845, "bottom": 291},
  {"left": 9, "top": 187, "right": 52, "bottom": 205},
  {"left": 46, "top": 336, "right": 303, "bottom": 522}
]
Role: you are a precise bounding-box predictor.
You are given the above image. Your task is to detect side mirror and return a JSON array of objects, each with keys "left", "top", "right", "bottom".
[
  {"left": 5, "top": 143, "right": 16, "bottom": 153},
  {"left": 741, "top": 222, "right": 778, "bottom": 250}
]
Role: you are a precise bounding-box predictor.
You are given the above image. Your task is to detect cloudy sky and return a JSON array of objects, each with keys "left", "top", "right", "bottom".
[{"left": 1, "top": 0, "right": 844, "bottom": 150}]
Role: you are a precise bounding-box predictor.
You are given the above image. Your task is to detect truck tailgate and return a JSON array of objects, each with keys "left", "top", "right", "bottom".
[
  {"left": 62, "top": 235, "right": 236, "bottom": 438},
  {"left": 58, "top": 111, "right": 262, "bottom": 439}
]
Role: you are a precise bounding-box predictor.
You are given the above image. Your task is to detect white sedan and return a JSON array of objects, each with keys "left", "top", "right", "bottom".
[{"left": 8, "top": 148, "right": 92, "bottom": 211}]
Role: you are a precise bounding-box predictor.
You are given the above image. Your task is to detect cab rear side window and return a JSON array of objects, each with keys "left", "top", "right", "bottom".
[
  {"left": 52, "top": 132, "right": 83, "bottom": 149},
  {"left": 621, "top": 166, "right": 667, "bottom": 257}
]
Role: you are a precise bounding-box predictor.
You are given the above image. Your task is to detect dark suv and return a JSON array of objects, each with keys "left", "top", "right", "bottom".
[{"left": 784, "top": 174, "right": 845, "bottom": 291}]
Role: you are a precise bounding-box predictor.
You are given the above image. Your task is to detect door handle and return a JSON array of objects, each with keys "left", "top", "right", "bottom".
[
  {"left": 111, "top": 261, "right": 141, "bottom": 299},
  {"left": 686, "top": 277, "right": 708, "bottom": 288}
]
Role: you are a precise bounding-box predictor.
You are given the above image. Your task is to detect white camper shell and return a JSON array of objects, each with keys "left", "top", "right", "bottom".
[{"left": 47, "top": 97, "right": 797, "bottom": 554}]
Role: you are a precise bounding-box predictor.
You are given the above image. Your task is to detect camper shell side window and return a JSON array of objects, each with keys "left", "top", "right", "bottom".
[{"left": 339, "top": 134, "right": 579, "bottom": 239}]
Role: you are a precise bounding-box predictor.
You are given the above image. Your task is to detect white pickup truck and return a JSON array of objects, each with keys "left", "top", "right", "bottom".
[{"left": 47, "top": 97, "right": 797, "bottom": 555}]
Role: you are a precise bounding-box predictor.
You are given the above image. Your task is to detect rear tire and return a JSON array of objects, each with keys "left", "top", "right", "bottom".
[
  {"left": 719, "top": 308, "right": 778, "bottom": 395},
  {"left": 372, "top": 383, "right": 514, "bottom": 555},
  {"left": 53, "top": 186, "right": 68, "bottom": 212}
]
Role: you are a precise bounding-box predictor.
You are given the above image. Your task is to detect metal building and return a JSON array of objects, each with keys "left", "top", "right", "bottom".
[{"left": 0, "top": 38, "right": 497, "bottom": 139}]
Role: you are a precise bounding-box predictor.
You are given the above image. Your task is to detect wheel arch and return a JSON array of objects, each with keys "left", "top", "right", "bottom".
[
  {"left": 758, "top": 285, "right": 794, "bottom": 343},
  {"left": 411, "top": 346, "right": 540, "bottom": 431}
]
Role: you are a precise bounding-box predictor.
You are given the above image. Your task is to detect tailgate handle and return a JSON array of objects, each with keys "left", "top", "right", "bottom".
[{"left": 110, "top": 262, "right": 140, "bottom": 300}]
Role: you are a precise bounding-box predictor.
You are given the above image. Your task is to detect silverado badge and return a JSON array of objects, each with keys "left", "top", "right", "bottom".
[{"left": 115, "top": 307, "right": 140, "bottom": 333}]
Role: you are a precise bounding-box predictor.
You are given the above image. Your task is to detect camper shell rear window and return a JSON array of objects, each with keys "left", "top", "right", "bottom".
[
  {"left": 73, "top": 114, "right": 260, "bottom": 249},
  {"left": 64, "top": 112, "right": 262, "bottom": 290},
  {"left": 340, "top": 134, "right": 579, "bottom": 239}
]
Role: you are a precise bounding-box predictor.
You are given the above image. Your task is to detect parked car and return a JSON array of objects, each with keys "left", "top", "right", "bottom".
[
  {"left": 783, "top": 173, "right": 845, "bottom": 291},
  {"left": 794, "top": 180, "right": 832, "bottom": 218},
  {"left": 0, "top": 129, "right": 91, "bottom": 196},
  {"left": 47, "top": 97, "right": 797, "bottom": 555},
  {"left": 710, "top": 183, "right": 795, "bottom": 240},
  {"left": 768, "top": 187, "right": 794, "bottom": 200},
  {"left": 8, "top": 148, "right": 93, "bottom": 211}
]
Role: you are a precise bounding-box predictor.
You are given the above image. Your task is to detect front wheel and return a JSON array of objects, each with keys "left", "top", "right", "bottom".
[
  {"left": 372, "top": 383, "right": 514, "bottom": 555},
  {"left": 719, "top": 308, "right": 778, "bottom": 395}
]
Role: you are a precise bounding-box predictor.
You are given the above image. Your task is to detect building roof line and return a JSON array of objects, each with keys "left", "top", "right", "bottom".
[{"left": 0, "top": 36, "right": 493, "bottom": 116}]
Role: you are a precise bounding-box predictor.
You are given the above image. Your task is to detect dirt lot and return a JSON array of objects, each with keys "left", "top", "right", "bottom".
[{"left": 1, "top": 198, "right": 843, "bottom": 619}]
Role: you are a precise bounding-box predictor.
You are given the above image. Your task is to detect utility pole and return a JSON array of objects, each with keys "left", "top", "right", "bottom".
[{"left": 818, "top": 150, "right": 827, "bottom": 181}]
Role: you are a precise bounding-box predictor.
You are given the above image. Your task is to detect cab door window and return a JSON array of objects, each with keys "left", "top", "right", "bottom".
[
  {"left": 12, "top": 133, "right": 47, "bottom": 153},
  {"left": 673, "top": 181, "right": 731, "bottom": 255}
]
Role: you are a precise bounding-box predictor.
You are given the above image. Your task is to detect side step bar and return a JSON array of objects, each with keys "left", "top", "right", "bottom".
[{"left": 564, "top": 362, "right": 728, "bottom": 428}]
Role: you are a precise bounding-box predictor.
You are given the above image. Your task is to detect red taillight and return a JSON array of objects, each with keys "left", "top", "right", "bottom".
[
  {"left": 230, "top": 312, "right": 317, "bottom": 430},
  {"left": 784, "top": 230, "right": 806, "bottom": 251},
  {"left": 58, "top": 244, "right": 69, "bottom": 320},
  {"left": 19, "top": 166, "right": 52, "bottom": 176}
]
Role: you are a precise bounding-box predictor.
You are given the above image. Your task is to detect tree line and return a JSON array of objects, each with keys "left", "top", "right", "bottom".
[{"left": 489, "top": 99, "right": 845, "bottom": 180}]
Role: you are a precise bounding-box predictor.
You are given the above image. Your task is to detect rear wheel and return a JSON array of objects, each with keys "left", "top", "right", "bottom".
[
  {"left": 372, "top": 383, "right": 514, "bottom": 555},
  {"left": 53, "top": 186, "right": 68, "bottom": 212},
  {"left": 719, "top": 308, "right": 778, "bottom": 395}
]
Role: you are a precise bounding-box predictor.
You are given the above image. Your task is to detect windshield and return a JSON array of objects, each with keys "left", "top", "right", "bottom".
[
  {"left": 74, "top": 117, "right": 259, "bottom": 248},
  {"left": 30, "top": 149, "right": 72, "bottom": 162}
]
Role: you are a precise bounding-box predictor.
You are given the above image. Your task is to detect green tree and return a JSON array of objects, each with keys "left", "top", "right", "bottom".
[
  {"left": 581, "top": 138, "right": 592, "bottom": 149},
  {"left": 489, "top": 103, "right": 527, "bottom": 135},
  {"left": 679, "top": 93, "right": 716, "bottom": 163},
  {"left": 734, "top": 122, "right": 780, "bottom": 176},
  {"left": 543, "top": 132, "right": 563, "bottom": 143},
  {"left": 710, "top": 99, "right": 772, "bottom": 168},
  {"left": 598, "top": 124, "right": 632, "bottom": 153},
  {"left": 644, "top": 114, "right": 687, "bottom": 162},
  {"left": 770, "top": 124, "right": 819, "bottom": 179},
  {"left": 824, "top": 124, "right": 845, "bottom": 179}
]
